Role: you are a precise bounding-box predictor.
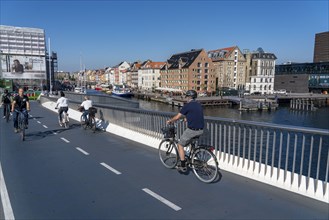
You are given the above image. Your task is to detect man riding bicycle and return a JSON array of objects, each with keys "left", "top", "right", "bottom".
[
  {"left": 1, "top": 89, "right": 12, "bottom": 119},
  {"left": 11, "top": 88, "right": 30, "bottom": 133},
  {"left": 166, "top": 90, "right": 204, "bottom": 172},
  {"left": 80, "top": 96, "right": 93, "bottom": 123},
  {"left": 55, "top": 91, "right": 69, "bottom": 126}
]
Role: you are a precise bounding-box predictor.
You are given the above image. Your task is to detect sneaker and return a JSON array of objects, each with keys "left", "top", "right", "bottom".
[
  {"left": 14, "top": 128, "right": 18, "bottom": 133},
  {"left": 176, "top": 161, "right": 187, "bottom": 173},
  {"left": 2, "top": 116, "right": 5, "bottom": 119}
]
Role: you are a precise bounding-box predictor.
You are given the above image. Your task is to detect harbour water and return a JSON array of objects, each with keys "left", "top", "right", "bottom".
[{"left": 133, "top": 98, "right": 329, "bottom": 130}]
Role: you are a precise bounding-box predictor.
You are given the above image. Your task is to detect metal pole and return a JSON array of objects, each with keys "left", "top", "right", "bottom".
[{"left": 48, "top": 38, "right": 52, "bottom": 92}]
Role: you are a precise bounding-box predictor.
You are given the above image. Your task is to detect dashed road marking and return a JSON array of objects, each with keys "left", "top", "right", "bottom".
[
  {"left": 60, "top": 137, "right": 70, "bottom": 143},
  {"left": 43, "top": 125, "right": 48, "bottom": 128},
  {"left": 37, "top": 121, "right": 41, "bottom": 124},
  {"left": 76, "top": 147, "right": 89, "bottom": 155},
  {"left": 142, "top": 188, "right": 182, "bottom": 211},
  {"left": 33, "top": 118, "right": 36, "bottom": 120},
  {"left": 100, "top": 162, "right": 122, "bottom": 175},
  {"left": 53, "top": 132, "right": 57, "bottom": 135}
]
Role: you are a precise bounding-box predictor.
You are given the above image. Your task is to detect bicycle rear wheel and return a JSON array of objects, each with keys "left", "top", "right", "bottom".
[
  {"left": 63, "top": 113, "right": 69, "bottom": 128},
  {"left": 90, "top": 117, "right": 96, "bottom": 133},
  {"left": 80, "top": 115, "right": 87, "bottom": 129},
  {"left": 158, "top": 139, "right": 178, "bottom": 169},
  {"left": 191, "top": 148, "right": 218, "bottom": 183}
]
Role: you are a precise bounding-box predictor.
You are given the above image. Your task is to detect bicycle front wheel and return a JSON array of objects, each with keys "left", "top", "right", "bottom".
[
  {"left": 158, "top": 139, "right": 178, "bottom": 169},
  {"left": 5, "top": 107, "right": 10, "bottom": 123},
  {"left": 191, "top": 148, "right": 218, "bottom": 183},
  {"left": 20, "top": 121, "right": 25, "bottom": 141}
]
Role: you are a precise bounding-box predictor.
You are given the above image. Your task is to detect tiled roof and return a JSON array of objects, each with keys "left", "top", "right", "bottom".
[
  {"left": 208, "top": 46, "right": 237, "bottom": 61},
  {"left": 143, "top": 61, "right": 166, "bottom": 69},
  {"left": 161, "top": 49, "right": 203, "bottom": 70}
]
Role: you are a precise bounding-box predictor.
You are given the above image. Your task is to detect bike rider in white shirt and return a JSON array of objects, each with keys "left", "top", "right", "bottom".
[
  {"left": 80, "top": 96, "right": 93, "bottom": 123},
  {"left": 55, "top": 91, "right": 69, "bottom": 126}
]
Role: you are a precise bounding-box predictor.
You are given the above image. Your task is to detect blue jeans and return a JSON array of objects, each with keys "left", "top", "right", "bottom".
[
  {"left": 82, "top": 110, "right": 89, "bottom": 122},
  {"left": 13, "top": 109, "right": 28, "bottom": 129}
]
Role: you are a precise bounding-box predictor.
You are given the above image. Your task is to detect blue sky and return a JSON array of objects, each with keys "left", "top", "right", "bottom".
[{"left": 1, "top": 0, "right": 328, "bottom": 71}]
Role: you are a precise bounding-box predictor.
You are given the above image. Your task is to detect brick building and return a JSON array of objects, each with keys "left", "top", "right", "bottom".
[
  {"left": 313, "top": 31, "right": 329, "bottom": 63},
  {"left": 160, "top": 49, "right": 216, "bottom": 93}
]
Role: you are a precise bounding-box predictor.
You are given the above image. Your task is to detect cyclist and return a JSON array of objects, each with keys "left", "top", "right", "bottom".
[
  {"left": 80, "top": 96, "right": 92, "bottom": 123},
  {"left": 166, "top": 90, "right": 204, "bottom": 172},
  {"left": 11, "top": 88, "right": 30, "bottom": 133},
  {"left": 1, "top": 89, "right": 12, "bottom": 119},
  {"left": 55, "top": 91, "right": 69, "bottom": 126}
]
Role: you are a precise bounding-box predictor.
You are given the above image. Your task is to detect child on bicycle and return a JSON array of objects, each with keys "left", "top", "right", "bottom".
[
  {"left": 55, "top": 91, "right": 69, "bottom": 126},
  {"left": 166, "top": 90, "right": 204, "bottom": 172}
]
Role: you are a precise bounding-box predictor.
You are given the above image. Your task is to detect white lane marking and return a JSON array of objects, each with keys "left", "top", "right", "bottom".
[
  {"left": 33, "top": 118, "right": 36, "bottom": 120},
  {"left": 142, "top": 188, "right": 182, "bottom": 211},
  {"left": 76, "top": 147, "right": 89, "bottom": 155},
  {"left": 0, "top": 162, "right": 15, "bottom": 220},
  {"left": 53, "top": 132, "right": 57, "bottom": 135},
  {"left": 100, "top": 162, "right": 121, "bottom": 175},
  {"left": 29, "top": 114, "right": 33, "bottom": 117},
  {"left": 43, "top": 125, "right": 48, "bottom": 128},
  {"left": 60, "top": 137, "right": 70, "bottom": 143},
  {"left": 37, "top": 121, "right": 41, "bottom": 124}
]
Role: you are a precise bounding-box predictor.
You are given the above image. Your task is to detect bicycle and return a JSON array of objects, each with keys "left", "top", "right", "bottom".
[
  {"left": 79, "top": 107, "right": 97, "bottom": 133},
  {"left": 158, "top": 123, "right": 219, "bottom": 183},
  {"left": 55, "top": 107, "right": 69, "bottom": 128},
  {"left": 14, "top": 109, "right": 28, "bottom": 141}
]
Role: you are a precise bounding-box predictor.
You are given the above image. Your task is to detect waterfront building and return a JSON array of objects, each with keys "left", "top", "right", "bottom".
[
  {"left": 313, "top": 31, "right": 329, "bottom": 63},
  {"left": 244, "top": 48, "right": 277, "bottom": 95},
  {"left": 160, "top": 49, "right": 216, "bottom": 93},
  {"left": 274, "top": 62, "right": 329, "bottom": 93},
  {"left": 126, "top": 61, "right": 142, "bottom": 88},
  {"left": 208, "top": 46, "right": 247, "bottom": 91},
  {"left": 111, "top": 61, "right": 130, "bottom": 85},
  {"left": 0, "top": 25, "right": 47, "bottom": 90},
  {"left": 138, "top": 61, "right": 165, "bottom": 91}
]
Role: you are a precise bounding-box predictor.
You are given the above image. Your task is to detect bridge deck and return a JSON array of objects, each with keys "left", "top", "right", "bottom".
[{"left": 0, "top": 102, "right": 328, "bottom": 219}]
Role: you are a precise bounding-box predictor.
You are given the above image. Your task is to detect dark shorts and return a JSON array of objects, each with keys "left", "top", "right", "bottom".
[{"left": 178, "top": 128, "right": 203, "bottom": 147}]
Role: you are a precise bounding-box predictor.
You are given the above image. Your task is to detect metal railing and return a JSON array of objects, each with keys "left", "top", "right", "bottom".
[{"left": 41, "top": 95, "right": 329, "bottom": 202}]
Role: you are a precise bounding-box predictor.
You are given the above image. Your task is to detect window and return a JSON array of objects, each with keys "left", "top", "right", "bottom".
[
  {"left": 198, "top": 63, "right": 202, "bottom": 68},
  {"left": 205, "top": 69, "right": 208, "bottom": 73},
  {"left": 205, "top": 63, "right": 209, "bottom": 67}
]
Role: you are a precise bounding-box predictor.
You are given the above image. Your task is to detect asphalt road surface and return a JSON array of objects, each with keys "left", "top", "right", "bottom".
[{"left": 0, "top": 102, "right": 328, "bottom": 219}]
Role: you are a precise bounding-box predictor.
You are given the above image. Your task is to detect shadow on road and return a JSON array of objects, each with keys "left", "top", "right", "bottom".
[{"left": 24, "top": 123, "right": 82, "bottom": 141}]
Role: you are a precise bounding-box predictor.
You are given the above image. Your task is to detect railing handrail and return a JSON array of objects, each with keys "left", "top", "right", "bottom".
[{"left": 43, "top": 95, "right": 329, "bottom": 136}]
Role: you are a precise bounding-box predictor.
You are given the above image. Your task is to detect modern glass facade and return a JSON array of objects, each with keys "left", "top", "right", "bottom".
[{"left": 275, "top": 62, "right": 329, "bottom": 93}]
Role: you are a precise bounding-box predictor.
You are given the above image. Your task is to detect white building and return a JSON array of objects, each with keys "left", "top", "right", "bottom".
[
  {"left": 245, "top": 48, "right": 277, "bottom": 95},
  {"left": 138, "top": 61, "right": 165, "bottom": 91},
  {"left": 0, "top": 25, "right": 47, "bottom": 88}
]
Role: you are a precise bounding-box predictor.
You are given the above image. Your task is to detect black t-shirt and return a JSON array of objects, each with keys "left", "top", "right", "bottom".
[
  {"left": 180, "top": 100, "right": 204, "bottom": 129},
  {"left": 14, "top": 95, "right": 29, "bottom": 110}
]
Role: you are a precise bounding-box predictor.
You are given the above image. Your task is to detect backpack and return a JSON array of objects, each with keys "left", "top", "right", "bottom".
[{"left": 2, "top": 94, "right": 11, "bottom": 104}]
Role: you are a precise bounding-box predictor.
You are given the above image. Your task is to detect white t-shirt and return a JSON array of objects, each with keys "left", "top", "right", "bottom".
[
  {"left": 56, "top": 97, "right": 69, "bottom": 107},
  {"left": 81, "top": 100, "right": 92, "bottom": 110}
]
